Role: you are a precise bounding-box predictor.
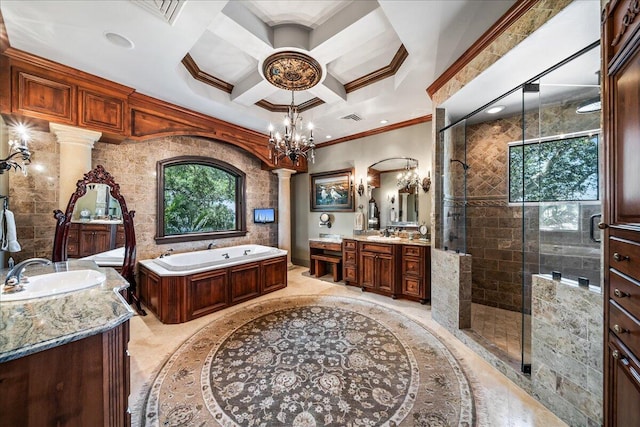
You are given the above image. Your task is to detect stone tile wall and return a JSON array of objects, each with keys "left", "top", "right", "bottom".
[
  {"left": 10, "top": 133, "right": 278, "bottom": 263},
  {"left": 531, "top": 275, "right": 603, "bottom": 426},
  {"left": 431, "top": 248, "right": 472, "bottom": 330}
]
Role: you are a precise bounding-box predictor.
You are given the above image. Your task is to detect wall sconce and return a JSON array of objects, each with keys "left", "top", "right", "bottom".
[
  {"left": 357, "top": 179, "right": 365, "bottom": 197},
  {"left": 2, "top": 124, "right": 32, "bottom": 175},
  {"left": 421, "top": 172, "right": 431, "bottom": 193}
]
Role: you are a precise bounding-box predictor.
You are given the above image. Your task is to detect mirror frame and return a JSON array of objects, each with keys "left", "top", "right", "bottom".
[{"left": 52, "top": 165, "right": 144, "bottom": 314}]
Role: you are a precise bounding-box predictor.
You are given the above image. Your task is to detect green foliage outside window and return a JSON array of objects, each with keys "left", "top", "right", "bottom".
[
  {"left": 164, "top": 163, "right": 237, "bottom": 235},
  {"left": 509, "top": 134, "right": 599, "bottom": 203}
]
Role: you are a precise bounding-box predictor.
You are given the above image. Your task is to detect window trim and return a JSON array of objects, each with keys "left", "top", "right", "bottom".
[
  {"left": 155, "top": 155, "right": 247, "bottom": 244},
  {"left": 507, "top": 129, "right": 600, "bottom": 205}
]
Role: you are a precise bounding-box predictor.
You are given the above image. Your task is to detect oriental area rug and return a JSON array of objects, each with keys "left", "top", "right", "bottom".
[{"left": 139, "top": 296, "right": 478, "bottom": 426}]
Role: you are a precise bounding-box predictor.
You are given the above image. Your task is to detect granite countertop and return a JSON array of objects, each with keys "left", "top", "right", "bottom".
[
  {"left": 310, "top": 235, "right": 431, "bottom": 247},
  {"left": 0, "top": 261, "right": 133, "bottom": 363}
]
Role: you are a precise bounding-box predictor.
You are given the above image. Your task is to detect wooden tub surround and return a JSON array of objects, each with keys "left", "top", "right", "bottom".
[{"left": 138, "top": 250, "right": 288, "bottom": 324}]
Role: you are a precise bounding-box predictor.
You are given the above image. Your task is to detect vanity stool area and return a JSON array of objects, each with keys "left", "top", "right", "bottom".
[{"left": 308, "top": 236, "right": 431, "bottom": 303}]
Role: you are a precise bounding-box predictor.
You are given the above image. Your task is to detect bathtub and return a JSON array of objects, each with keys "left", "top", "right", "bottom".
[
  {"left": 140, "top": 244, "right": 287, "bottom": 276},
  {"left": 138, "top": 244, "right": 288, "bottom": 323}
]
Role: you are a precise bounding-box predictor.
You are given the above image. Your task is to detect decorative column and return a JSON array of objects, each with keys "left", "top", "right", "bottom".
[
  {"left": 273, "top": 168, "right": 296, "bottom": 266},
  {"left": 49, "top": 123, "right": 102, "bottom": 211}
]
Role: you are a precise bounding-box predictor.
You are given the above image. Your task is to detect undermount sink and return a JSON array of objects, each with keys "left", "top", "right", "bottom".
[
  {"left": 0, "top": 269, "right": 106, "bottom": 302},
  {"left": 367, "top": 235, "right": 402, "bottom": 241}
]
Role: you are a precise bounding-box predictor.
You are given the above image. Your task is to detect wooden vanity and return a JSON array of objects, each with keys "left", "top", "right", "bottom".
[
  {"left": 67, "top": 221, "right": 124, "bottom": 258},
  {"left": 310, "top": 236, "right": 431, "bottom": 303}
]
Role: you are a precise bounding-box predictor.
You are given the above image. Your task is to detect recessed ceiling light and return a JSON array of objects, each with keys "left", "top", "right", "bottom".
[
  {"left": 104, "top": 32, "right": 134, "bottom": 49},
  {"left": 485, "top": 105, "right": 505, "bottom": 114},
  {"left": 380, "top": 119, "right": 388, "bottom": 124},
  {"left": 326, "top": 135, "right": 331, "bottom": 139}
]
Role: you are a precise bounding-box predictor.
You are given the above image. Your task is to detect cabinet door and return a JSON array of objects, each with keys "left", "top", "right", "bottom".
[
  {"left": 608, "top": 338, "right": 640, "bottom": 426},
  {"left": 360, "top": 252, "right": 377, "bottom": 289},
  {"left": 262, "top": 257, "right": 287, "bottom": 293},
  {"left": 377, "top": 254, "right": 394, "bottom": 292},
  {"left": 187, "top": 269, "right": 228, "bottom": 320},
  {"left": 230, "top": 262, "right": 261, "bottom": 304}
]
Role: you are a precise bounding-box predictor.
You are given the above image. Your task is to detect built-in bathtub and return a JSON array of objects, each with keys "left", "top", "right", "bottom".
[
  {"left": 148, "top": 244, "right": 284, "bottom": 274},
  {"left": 138, "top": 245, "right": 288, "bottom": 323}
]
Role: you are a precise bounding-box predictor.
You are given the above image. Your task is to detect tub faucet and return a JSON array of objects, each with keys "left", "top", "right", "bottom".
[
  {"left": 222, "top": 253, "right": 230, "bottom": 259},
  {"left": 160, "top": 248, "right": 174, "bottom": 258},
  {"left": 4, "top": 258, "right": 51, "bottom": 287},
  {"left": 243, "top": 249, "right": 251, "bottom": 255},
  {"left": 207, "top": 242, "right": 216, "bottom": 249}
]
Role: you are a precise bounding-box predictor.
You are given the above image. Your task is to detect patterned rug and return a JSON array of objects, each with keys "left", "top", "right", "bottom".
[{"left": 139, "top": 296, "right": 477, "bottom": 426}]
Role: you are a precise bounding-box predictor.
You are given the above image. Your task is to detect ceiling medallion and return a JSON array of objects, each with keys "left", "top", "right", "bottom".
[{"left": 263, "top": 51, "right": 322, "bottom": 91}]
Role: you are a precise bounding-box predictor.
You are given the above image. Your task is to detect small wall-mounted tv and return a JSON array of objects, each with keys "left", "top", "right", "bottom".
[{"left": 254, "top": 208, "right": 276, "bottom": 224}]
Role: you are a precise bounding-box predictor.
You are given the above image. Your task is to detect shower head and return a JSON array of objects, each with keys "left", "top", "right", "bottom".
[{"left": 450, "top": 159, "right": 470, "bottom": 171}]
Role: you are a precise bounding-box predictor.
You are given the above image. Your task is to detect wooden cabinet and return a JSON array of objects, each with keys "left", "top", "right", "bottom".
[
  {"left": 138, "top": 256, "right": 287, "bottom": 324},
  {"left": 359, "top": 242, "right": 398, "bottom": 298},
  {"left": 401, "top": 245, "right": 431, "bottom": 303},
  {"left": 67, "top": 222, "right": 123, "bottom": 257},
  {"left": 603, "top": 1, "right": 640, "bottom": 424},
  {"left": 0, "top": 321, "right": 130, "bottom": 427},
  {"left": 342, "top": 239, "right": 358, "bottom": 285}
]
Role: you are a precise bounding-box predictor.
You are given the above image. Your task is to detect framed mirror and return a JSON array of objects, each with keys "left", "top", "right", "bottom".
[
  {"left": 52, "top": 165, "right": 145, "bottom": 314},
  {"left": 367, "top": 157, "right": 421, "bottom": 229}
]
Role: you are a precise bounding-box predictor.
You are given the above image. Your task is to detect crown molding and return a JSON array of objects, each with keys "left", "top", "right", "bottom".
[
  {"left": 255, "top": 97, "right": 324, "bottom": 113},
  {"left": 344, "top": 44, "right": 408, "bottom": 93},
  {"left": 318, "top": 115, "right": 431, "bottom": 148},
  {"left": 182, "top": 53, "right": 234, "bottom": 94},
  {"left": 426, "top": 0, "right": 539, "bottom": 97}
]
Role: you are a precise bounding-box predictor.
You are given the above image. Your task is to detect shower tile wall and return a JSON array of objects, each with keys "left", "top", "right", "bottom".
[{"left": 465, "top": 102, "right": 600, "bottom": 312}]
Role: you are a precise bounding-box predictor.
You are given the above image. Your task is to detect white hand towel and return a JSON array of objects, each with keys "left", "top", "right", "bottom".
[
  {"left": 354, "top": 212, "right": 364, "bottom": 230},
  {"left": 3, "top": 209, "right": 21, "bottom": 252}
]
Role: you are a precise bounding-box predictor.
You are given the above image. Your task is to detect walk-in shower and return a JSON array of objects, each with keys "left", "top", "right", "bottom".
[{"left": 436, "top": 41, "right": 602, "bottom": 373}]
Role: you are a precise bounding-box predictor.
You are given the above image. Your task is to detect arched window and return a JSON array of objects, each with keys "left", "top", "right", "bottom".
[{"left": 156, "top": 156, "right": 246, "bottom": 243}]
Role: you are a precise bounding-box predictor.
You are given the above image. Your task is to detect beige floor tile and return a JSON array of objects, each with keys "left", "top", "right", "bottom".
[{"left": 128, "top": 266, "right": 566, "bottom": 426}]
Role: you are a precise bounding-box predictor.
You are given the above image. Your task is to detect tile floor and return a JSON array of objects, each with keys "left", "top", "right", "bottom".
[
  {"left": 471, "top": 303, "right": 532, "bottom": 364},
  {"left": 128, "top": 266, "right": 567, "bottom": 426}
]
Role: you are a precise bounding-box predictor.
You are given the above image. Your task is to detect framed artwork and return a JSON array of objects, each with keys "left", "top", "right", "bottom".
[{"left": 310, "top": 168, "right": 355, "bottom": 212}]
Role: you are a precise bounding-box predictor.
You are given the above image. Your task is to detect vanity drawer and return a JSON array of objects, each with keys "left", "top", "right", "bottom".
[
  {"left": 402, "top": 256, "right": 423, "bottom": 276},
  {"left": 344, "top": 240, "right": 357, "bottom": 250},
  {"left": 310, "top": 240, "right": 342, "bottom": 252},
  {"left": 343, "top": 250, "right": 357, "bottom": 264},
  {"left": 403, "top": 245, "right": 423, "bottom": 257},
  {"left": 610, "top": 269, "right": 640, "bottom": 316},
  {"left": 610, "top": 236, "right": 640, "bottom": 280},
  {"left": 610, "top": 301, "right": 640, "bottom": 357},
  {"left": 360, "top": 242, "right": 393, "bottom": 255}
]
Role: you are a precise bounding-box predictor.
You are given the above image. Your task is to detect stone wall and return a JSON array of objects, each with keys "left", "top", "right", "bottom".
[
  {"left": 10, "top": 133, "right": 278, "bottom": 263},
  {"left": 532, "top": 275, "right": 603, "bottom": 426},
  {"left": 431, "top": 248, "right": 472, "bottom": 330}
]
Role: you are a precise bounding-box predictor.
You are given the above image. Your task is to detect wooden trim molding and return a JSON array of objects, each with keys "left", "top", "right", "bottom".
[
  {"left": 318, "top": 115, "right": 431, "bottom": 148},
  {"left": 255, "top": 97, "right": 324, "bottom": 113},
  {"left": 181, "top": 53, "right": 234, "bottom": 94},
  {"left": 345, "top": 45, "right": 409, "bottom": 93},
  {"left": 426, "top": 0, "right": 539, "bottom": 97},
  {"left": 0, "top": 9, "right": 9, "bottom": 54}
]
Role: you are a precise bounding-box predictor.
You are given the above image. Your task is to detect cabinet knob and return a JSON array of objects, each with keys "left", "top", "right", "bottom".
[
  {"left": 612, "top": 349, "right": 620, "bottom": 359},
  {"left": 614, "top": 288, "right": 629, "bottom": 298},
  {"left": 613, "top": 252, "right": 630, "bottom": 262},
  {"left": 598, "top": 222, "right": 608, "bottom": 230},
  {"left": 613, "top": 324, "right": 629, "bottom": 334}
]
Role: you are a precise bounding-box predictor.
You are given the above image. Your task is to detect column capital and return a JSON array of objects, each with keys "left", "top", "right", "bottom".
[
  {"left": 49, "top": 123, "right": 102, "bottom": 149},
  {"left": 272, "top": 168, "right": 297, "bottom": 179}
]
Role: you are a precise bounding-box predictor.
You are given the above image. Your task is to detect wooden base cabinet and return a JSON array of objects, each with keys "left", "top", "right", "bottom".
[
  {"left": 342, "top": 239, "right": 358, "bottom": 285},
  {"left": 138, "top": 256, "right": 287, "bottom": 324},
  {"left": 67, "top": 222, "right": 124, "bottom": 258},
  {"left": 603, "top": 1, "right": 640, "bottom": 423},
  {"left": 401, "top": 245, "right": 431, "bottom": 303},
  {"left": 359, "top": 242, "right": 398, "bottom": 298},
  {"left": 0, "top": 321, "right": 130, "bottom": 427}
]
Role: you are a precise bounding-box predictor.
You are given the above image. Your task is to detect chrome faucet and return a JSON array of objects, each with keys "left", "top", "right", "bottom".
[
  {"left": 222, "top": 253, "right": 230, "bottom": 259},
  {"left": 207, "top": 242, "right": 216, "bottom": 249},
  {"left": 243, "top": 249, "right": 251, "bottom": 255},
  {"left": 4, "top": 258, "right": 51, "bottom": 287},
  {"left": 159, "top": 248, "right": 174, "bottom": 258}
]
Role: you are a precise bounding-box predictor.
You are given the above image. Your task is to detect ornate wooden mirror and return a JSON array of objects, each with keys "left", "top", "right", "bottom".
[{"left": 52, "top": 165, "right": 145, "bottom": 314}]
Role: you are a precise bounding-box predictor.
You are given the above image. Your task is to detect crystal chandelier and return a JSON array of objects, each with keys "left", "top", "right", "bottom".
[
  {"left": 2, "top": 124, "right": 31, "bottom": 175},
  {"left": 397, "top": 160, "right": 421, "bottom": 190},
  {"left": 268, "top": 90, "right": 315, "bottom": 166}
]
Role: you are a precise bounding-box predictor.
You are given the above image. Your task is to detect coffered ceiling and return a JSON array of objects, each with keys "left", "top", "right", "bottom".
[{"left": 1, "top": 1, "right": 523, "bottom": 142}]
